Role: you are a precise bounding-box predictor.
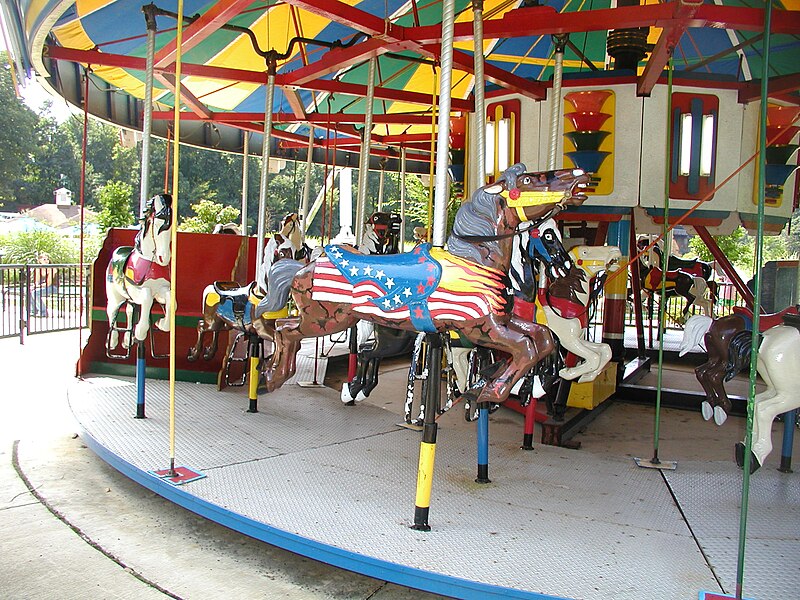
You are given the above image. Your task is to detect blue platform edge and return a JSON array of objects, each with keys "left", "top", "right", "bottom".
[{"left": 78, "top": 428, "right": 571, "bottom": 600}]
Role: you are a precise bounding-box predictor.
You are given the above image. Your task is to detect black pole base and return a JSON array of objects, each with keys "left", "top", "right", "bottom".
[
  {"left": 134, "top": 408, "right": 146, "bottom": 419},
  {"left": 778, "top": 456, "right": 793, "bottom": 474},
  {"left": 247, "top": 400, "right": 258, "bottom": 413},
  {"left": 475, "top": 464, "right": 490, "bottom": 484},
  {"left": 411, "top": 506, "right": 430, "bottom": 532},
  {"left": 521, "top": 433, "right": 534, "bottom": 451}
]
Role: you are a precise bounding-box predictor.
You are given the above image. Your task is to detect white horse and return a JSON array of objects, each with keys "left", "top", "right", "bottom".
[
  {"left": 736, "top": 325, "right": 800, "bottom": 472},
  {"left": 105, "top": 194, "right": 173, "bottom": 350},
  {"left": 541, "top": 245, "right": 622, "bottom": 383}
]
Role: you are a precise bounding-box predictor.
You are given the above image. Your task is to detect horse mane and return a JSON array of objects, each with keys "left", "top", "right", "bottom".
[
  {"left": 255, "top": 259, "right": 305, "bottom": 317},
  {"left": 547, "top": 266, "right": 587, "bottom": 303},
  {"left": 447, "top": 163, "right": 526, "bottom": 263}
]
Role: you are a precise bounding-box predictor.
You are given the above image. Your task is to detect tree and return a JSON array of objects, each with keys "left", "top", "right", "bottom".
[
  {"left": 96, "top": 181, "right": 135, "bottom": 230},
  {"left": 787, "top": 209, "right": 800, "bottom": 257},
  {"left": 0, "top": 52, "right": 40, "bottom": 208},
  {"left": 179, "top": 199, "right": 240, "bottom": 233}
]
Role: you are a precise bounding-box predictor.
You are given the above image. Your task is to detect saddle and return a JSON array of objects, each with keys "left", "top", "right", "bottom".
[
  {"left": 782, "top": 311, "right": 800, "bottom": 332},
  {"left": 213, "top": 281, "right": 259, "bottom": 325},
  {"left": 732, "top": 305, "right": 799, "bottom": 332}
]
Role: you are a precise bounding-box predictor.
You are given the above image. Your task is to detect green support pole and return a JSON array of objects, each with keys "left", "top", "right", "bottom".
[{"left": 735, "top": 3, "right": 772, "bottom": 598}]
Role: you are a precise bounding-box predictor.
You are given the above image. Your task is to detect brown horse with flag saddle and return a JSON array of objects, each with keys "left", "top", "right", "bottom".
[{"left": 260, "top": 164, "right": 590, "bottom": 408}]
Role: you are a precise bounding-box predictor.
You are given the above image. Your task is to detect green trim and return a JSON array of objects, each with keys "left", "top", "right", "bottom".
[
  {"left": 91, "top": 307, "right": 199, "bottom": 328},
  {"left": 88, "top": 361, "right": 218, "bottom": 384}
]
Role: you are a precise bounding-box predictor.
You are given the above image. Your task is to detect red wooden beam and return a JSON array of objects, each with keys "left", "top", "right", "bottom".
[
  {"left": 637, "top": 2, "right": 701, "bottom": 97},
  {"left": 284, "top": 38, "right": 394, "bottom": 86},
  {"left": 154, "top": 0, "right": 255, "bottom": 69},
  {"left": 738, "top": 73, "right": 800, "bottom": 103}
]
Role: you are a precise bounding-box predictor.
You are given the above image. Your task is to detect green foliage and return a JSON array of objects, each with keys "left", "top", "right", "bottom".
[
  {"left": 688, "top": 225, "right": 794, "bottom": 277},
  {"left": 787, "top": 209, "right": 800, "bottom": 257},
  {"left": 1, "top": 229, "right": 75, "bottom": 264},
  {"left": 0, "top": 53, "right": 40, "bottom": 208},
  {"left": 179, "top": 199, "right": 241, "bottom": 233},
  {"left": 96, "top": 180, "right": 135, "bottom": 230}
]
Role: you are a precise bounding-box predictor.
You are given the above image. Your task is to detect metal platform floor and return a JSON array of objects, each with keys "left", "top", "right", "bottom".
[{"left": 68, "top": 376, "right": 799, "bottom": 600}]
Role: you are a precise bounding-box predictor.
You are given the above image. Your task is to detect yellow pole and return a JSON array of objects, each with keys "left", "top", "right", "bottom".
[{"left": 167, "top": 0, "right": 185, "bottom": 475}]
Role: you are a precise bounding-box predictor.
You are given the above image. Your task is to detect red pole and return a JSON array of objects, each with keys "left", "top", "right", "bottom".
[{"left": 695, "top": 225, "right": 755, "bottom": 311}]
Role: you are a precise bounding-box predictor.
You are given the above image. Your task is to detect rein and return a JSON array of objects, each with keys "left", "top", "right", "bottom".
[{"left": 452, "top": 215, "right": 556, "bottom": 243}]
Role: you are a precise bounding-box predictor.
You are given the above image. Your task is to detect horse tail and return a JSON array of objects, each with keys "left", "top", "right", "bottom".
[
  {"left": 725, "top": 329, "right": 753, "bottom": 382},
  {"left": 254, "top": 259, "right": 304, "bottom": 318},
  {"left": 679, "top": 315, "right": 713, "bottom": 356}
]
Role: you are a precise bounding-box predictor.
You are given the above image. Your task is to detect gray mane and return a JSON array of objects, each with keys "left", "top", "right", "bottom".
[
  {"left": 254, "top": 259, "right": 305, "bottom": 317},
  {"left": 446, "top": 163, "right": 526, "bottom": 263}
]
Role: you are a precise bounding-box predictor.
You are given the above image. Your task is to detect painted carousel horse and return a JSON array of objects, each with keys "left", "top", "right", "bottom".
[
  {"left": 187, "top": 213, "right": 308, "bottom": 363},
  {"left": 262, "top": 164, "right": 591, "bottom": 410},
  {"left": 540, "top": 244, "right": 622, "bottom": 382},
  {"left": 649, "top": 242, "right": 717, "bottom": 305},
  {"left": 680, "top": 304, "right": 800, "bottom": 426},
  {"left": 105, "top": 194, "right": 173, "bottom": 353},
  {"left": 638, "top": 247, "right": 713, "bottom": 323},
  {"left": 342, "top": 212, "right": 415, "bottom": 404}
]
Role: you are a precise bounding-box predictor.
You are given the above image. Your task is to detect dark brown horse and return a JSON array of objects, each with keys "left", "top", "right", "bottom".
[
  {"left": 681, "top": 305, "right": 800, "bottom": 425},
  {"left": 262, "top": 164, "right": 590, "bottom": 407}
]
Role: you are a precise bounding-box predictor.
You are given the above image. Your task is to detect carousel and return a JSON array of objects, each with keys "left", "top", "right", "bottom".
[{"left": 3, "top": 1, "right": 799, "bottom": 598}]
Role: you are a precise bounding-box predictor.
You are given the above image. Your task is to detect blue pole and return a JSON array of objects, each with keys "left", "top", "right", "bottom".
[
  {"left": 135, "top": 341, "right": 146, "bottom": 418},
  {"left": 778, "top": 409, "right": 796, "bottom": 473},
  {"left": 476, "top": 403, "right": 490, "bottom": 483}
]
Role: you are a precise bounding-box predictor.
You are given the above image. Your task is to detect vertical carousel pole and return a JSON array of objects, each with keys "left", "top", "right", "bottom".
[
  {"left": 300, "top": 126, "right": 315, "bottom": 238},
  {"left": 778, "top": 410, "right": 796, "bottom": 473},
  {"left": 247, "top": 336, "right": 260, "bottom": 413},
  {"left": 355, "top": 57, "right": 376, "bottom": 247},
  {"left": 241, "top": 132, "right": 249, "bottom": 234},
  {"left": 635, "top": 58, "right": 676, "bottom": 471},
  {"left": 602, "top": 220, "right": 630, "bottom": 369},
  {"left": 377, "top": 159, "right": 386, "bottom": 212},
  {"left": 736, "top": 5, "right": 772, "bottom": 596},
  {"left": 256, "top": 58, "right": 277, "bottom": 278},
  {"left": 412, "top": 0, "right": 455, "bottom": 532},
  {"left": 547, "top": 35, "right": 567, "bottom": 170},
  {"left": 136, "top": 6, "right": 157, "bottom": 417},
  {"left": 472, "top": 0, "right": 491, "bottom": 484},
  {"left": 400, "top": 148, "right": 407, "bottom": 249},
  {"left": 166, "top": 0, "right": 185, "bottom": 478}
]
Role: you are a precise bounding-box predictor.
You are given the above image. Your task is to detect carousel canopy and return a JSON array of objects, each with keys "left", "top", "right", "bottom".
[{"left": 2, "top": 0, "right": 799, "bottom": 169}]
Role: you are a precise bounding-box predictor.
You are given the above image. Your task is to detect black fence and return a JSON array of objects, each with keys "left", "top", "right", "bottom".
[{"left": 0, "top": 264, "right": 90, "bottom": 341}]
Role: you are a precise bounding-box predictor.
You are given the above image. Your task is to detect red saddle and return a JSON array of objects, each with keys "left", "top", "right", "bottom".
[{"left": 732, "top": 305, "right": 799, "bottom": 332}]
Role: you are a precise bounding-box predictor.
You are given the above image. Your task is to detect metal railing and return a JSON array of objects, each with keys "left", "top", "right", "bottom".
[{"left": 0, "top": 264, "right": 90, "bottom": 341}]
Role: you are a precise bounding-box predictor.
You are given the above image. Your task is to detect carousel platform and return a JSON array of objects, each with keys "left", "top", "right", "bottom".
[{"left": 67, "top": 369, "right": 799, "bottom": 600}]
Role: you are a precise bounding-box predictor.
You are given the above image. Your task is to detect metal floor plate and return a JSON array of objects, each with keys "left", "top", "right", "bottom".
[{"left": 68, "top": 376, "right": 796, "bottom": 599}]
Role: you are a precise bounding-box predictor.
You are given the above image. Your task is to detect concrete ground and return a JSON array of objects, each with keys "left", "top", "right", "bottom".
[
  {"left": 2, "top": 331, "right": 794, "bottom": 599},
  {"left": 0, "top": 331, "right": 444, "bottom": 600}
]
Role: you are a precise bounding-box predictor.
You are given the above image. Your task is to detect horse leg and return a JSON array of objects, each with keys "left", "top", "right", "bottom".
[
  {"left": 133, "top": 290, "right": 154, "bottom": 342},
  {"left": 458, "top": 315, "right": 555, "bottom": 406},
  {"left": 187, "top": 317, "right": 211, "bottom": 361},
  {"left": 122, "top": 303, "right": 135, "bottom": 348},
  {"left": 544, "top": 310, "right": 604, "bottom": 382},
  {"left": 105, "top": 286, "right": 126, "bottom": 349},
  {"left": 154, "top": 287, "right": 171, "bottom": 332}
]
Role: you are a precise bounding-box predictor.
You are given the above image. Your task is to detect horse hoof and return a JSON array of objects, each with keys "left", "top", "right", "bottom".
[
  {"left": 713, "top": 406, "right": 728, "bottom": 426},
  {"left": 340, "top": 384, "right": 354, "bottom": 404},
  {"left": 577, "top": 372, "right": 598, "bottom": 384},
  {"left": 355, "top": 391, "right": 367, "bottom": 403},
  {"left": 701, "top": 402, "right": 713, "bottom": 421},
  {"left": 734, "top": 442, "right": 761, "bottom": 474}
]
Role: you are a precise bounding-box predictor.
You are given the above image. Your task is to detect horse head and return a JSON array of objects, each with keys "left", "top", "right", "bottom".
[
  {"left": 136, "top": 194, "right": 173, "bottom": 265},
  {"left": 488, "top": 166, "right": 590, "bottom": 223},
  {"left": 279, "top": 213, "right": 302, "bottom": 248},
  {"left": 569, "top": 245, "right": 622, "bottom": 278}
]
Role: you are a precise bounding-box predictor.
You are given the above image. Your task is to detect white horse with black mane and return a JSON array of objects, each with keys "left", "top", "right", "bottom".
[{"left": 105, "top": 194, "right": 173, "bottom": 351}]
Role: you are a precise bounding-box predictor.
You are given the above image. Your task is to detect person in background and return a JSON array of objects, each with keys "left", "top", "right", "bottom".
[{"left": 31, "top": 252, "right": 57, "bottom": 317}]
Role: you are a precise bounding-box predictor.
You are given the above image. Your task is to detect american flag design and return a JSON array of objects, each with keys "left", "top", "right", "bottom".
[{"left": 312, "top": 244, "right": 509, "bottom": 333}]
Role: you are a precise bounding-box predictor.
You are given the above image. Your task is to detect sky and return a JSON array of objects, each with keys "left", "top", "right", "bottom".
[{"left": 1, "top": 13, "right": 74, "bottom": 122}]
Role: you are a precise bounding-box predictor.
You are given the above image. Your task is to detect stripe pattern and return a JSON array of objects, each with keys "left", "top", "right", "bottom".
[{"left": 312, "top": 244, "right": 509, "bottom": 332}]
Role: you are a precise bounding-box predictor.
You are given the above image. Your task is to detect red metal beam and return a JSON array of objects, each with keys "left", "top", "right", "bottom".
[
  {"left": 154, "top": 0, "right": 255, "bottom": 69},
  {"left": 284, "top": 38, "right": 394, "bottom": 85},
  {"left": 637, "top": 2, "right": 701, "bottom": 97},
  {"left": 284, "top": 0, "right": 388, "bottom": 37},
  {"left": 155, "top": 73, "right": 213, "bottom": 120},
  {"left": 45, "top": 46, "right": 473, "bottom": 111},
  {"left": 738, "top": 73, "right": 800, "bottom": 103},
  {"left": 695, "top": 225, "right": 754, "bottom": 311},
  {"left": 152, "top": 111, "right": 437, "bottom": 126}
]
